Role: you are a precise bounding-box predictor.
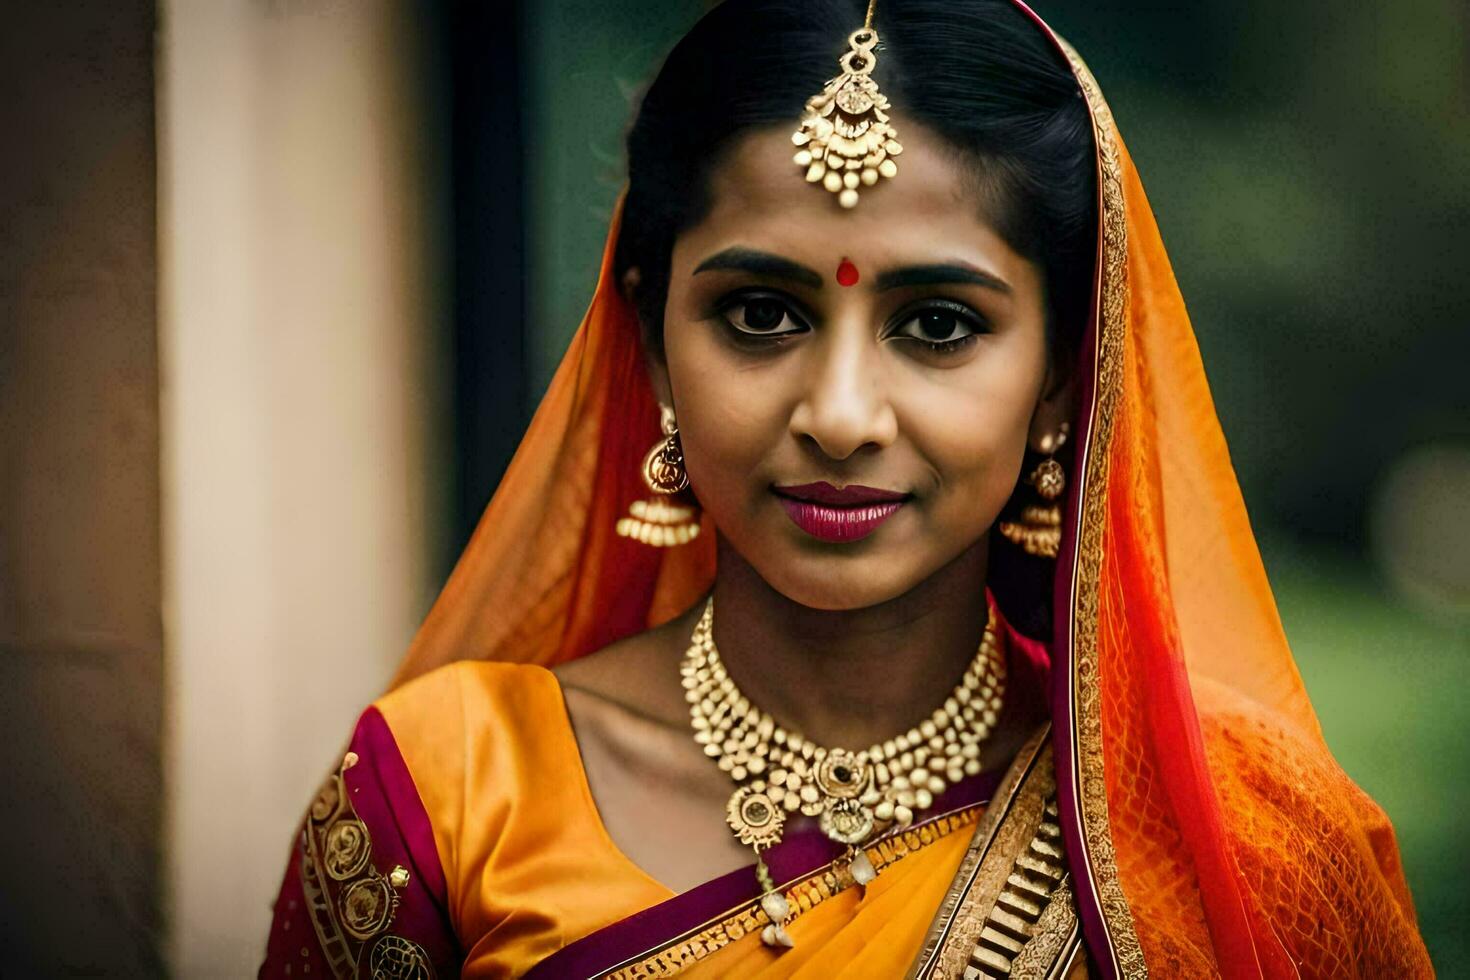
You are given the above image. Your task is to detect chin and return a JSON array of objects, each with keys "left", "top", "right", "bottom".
[{"left": 760, "top": 550, "right": 922, "bottom": 611}]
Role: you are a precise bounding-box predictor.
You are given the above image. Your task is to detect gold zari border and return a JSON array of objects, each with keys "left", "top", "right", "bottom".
[
  {"left": 605, "top": 808, "right": 984, "bottom": 979},
  {"left": 1009, "top": 877, "right": 1081, "bottom": 980},
  {"left": 908, "top": 732, "right": 1082, "bottom": 980},
  {"left": 1057, "top": 38, "right": 1148, "bottom": 980}
]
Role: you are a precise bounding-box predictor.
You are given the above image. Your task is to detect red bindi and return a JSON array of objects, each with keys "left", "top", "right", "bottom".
[{"left": 836, "top": 258, "right": 860, "bottom": 287}]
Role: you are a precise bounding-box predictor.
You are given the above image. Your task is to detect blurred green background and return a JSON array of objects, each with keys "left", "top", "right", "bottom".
[{"left": 513, "top": 0, "right": 1470, "bottom": 971}]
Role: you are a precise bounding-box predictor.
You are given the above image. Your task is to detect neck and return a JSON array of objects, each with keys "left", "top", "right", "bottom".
[{"left": 707, "top": 536, "right": 992, "bottom": 752}]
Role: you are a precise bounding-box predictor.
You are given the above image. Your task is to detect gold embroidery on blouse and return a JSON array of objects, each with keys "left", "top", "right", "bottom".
[
  {"left": 340, "top": 875, "right": 398, "bottom": 941},
  {"left": 324, "top": 819, "right": 373, "bottom": 880},
  {"left": 368, "top": 934, "right": 434, "bottom": 979},
  {"left": 298, "top": 753, "right": 434, "bottom": 980},
  {"left": 604, "top": 807, "right": 983, "bottom": 979}
]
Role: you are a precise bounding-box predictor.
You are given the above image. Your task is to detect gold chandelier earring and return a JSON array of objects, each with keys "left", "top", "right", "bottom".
[
  {"left": 616, "top": 404, "right": 702, "bottom": 548},
  {"left": 998, "top": 422, "right": 1071, "bottom": 559}
]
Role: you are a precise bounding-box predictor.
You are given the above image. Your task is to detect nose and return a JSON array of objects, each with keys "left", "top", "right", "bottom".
[{"left": 788, "top": 324, "right": 898, "bottom": 460}]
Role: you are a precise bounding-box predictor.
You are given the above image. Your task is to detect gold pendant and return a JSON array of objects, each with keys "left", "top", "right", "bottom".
[{"left": 727, "top": 786, "right": 785, "bottom": 849}]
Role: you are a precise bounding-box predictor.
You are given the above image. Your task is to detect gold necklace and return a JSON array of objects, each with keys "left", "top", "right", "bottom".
[{"left": 682, "top": 598, "right": 1006, "bottom": 946}]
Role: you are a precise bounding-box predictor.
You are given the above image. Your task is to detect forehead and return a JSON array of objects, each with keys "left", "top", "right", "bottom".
[{"left": 676, "top": 114, "right": 1022, "bottom": 272}]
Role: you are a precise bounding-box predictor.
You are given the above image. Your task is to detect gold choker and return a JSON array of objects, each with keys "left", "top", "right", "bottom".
[{"left": 682, "top": 598, "right": 1006, "bottom": 947}]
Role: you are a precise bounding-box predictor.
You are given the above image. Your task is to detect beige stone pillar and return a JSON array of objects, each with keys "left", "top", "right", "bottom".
[{"left": 157, "top": 1, "right": 448, "bottom": 972}]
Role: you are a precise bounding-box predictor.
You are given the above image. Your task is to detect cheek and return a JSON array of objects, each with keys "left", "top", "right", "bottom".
[
  {"left": 662, "top": 321, "right": 786, "bottom": 508},
  {"left": 902, "top": 340, "right": 1044, "bottom": 516}
]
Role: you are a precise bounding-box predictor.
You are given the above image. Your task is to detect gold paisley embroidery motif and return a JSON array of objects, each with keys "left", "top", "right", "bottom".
[
  {"left": 298, "top": 752, "right": 435, "bottom": 979},
  {"left": 311, "top": 772, "right": 344, "bottom": 822}
]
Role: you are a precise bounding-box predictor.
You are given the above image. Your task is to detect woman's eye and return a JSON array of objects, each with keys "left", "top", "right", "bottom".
[
  {"left": 892, "top": 305, "right": 985, "bottom": 350},
  {"left": 721, "top": 296, "right": 806, "bottom": 336}
]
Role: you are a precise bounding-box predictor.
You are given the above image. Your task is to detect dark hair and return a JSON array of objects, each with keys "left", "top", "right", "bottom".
[{"left": 616, "top": 0, "right": 1097, "bottom": 368}]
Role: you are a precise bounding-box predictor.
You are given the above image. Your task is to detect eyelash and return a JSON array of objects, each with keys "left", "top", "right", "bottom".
[
  {"left": 713, "top": 291, "right": 988, "bottom": 355},
  {"left": 714, "top": 291, "right": 809, "bottom": 344},
  {"left": 895, "top": 301, "right": 987, "bottom": 353}
]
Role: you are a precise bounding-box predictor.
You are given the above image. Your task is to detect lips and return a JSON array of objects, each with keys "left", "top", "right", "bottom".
[{"left": 772, "top": 481, "right": 910, "bottom": 543}]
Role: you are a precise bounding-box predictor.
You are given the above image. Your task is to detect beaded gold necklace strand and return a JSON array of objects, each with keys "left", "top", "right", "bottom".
[{"left": 682, "top": 599, "right": 1006, "bottom": 947}]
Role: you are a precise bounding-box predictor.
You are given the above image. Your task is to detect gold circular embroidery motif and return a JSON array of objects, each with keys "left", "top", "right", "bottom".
[
  {"left": 340, "top": 876, "right": 395, "bottom": 941},
  {"left": 323, "top": 819, "right": 372, "bottom": 881},
  {"left": 369, "top": 935, "right": 433, "bottom": 980}
]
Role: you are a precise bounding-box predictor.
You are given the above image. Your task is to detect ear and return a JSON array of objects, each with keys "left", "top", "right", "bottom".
[
  {"left": 644, "top": 346, "right": 673, "bottom": 409},
  {"left": 625, "top": 263, "right": 675, "bottom": 409},
  {"left": 1026, "top": 359, "right": 1075, "bottom": 453},
  {"left": 621, "top": 265, "right": 642, "bottom": 304}
]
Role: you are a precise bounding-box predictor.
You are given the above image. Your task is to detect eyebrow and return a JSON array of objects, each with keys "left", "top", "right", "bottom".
[
  {"left": 693, "top": 247, "right": 824, "bottom": 290},
  {"left": 692, "top": 247, "right": 1011, "bottom": 295},
  {"left": 874, "top": 263, "right": 1012, "bottom": 295}
]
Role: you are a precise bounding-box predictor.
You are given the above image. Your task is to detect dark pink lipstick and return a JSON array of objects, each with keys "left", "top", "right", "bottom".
[{"left": 772, "top": 481, "right": 910, "bottom": 543}]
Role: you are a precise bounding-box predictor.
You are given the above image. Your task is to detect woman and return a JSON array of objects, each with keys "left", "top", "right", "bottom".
[{"left": 259, "top": 1, "right": 1432, "bottom": 976}]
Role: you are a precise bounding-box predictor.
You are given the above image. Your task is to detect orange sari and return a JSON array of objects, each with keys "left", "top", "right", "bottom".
[{"left": 260, "top": 2, "right": 1432, "bottom": 977}]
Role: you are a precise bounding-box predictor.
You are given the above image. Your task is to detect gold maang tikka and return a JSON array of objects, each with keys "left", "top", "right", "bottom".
[{"left": 791, "top": 0, "right": 903, "bottom": 209}]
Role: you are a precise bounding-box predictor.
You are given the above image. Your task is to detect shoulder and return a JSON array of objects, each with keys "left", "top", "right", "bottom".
[
  {"left": 1190, "top": 676, "right": 1374, "bottom": 829},
  {"left": 370, "top": 660, "right": 571, "bottom": 832},
  {"left": 365, "top": 660, "right": 570, "bottom": 839},
  {"left": 376, "top": 658, "right": 559, "bottom": 732}
]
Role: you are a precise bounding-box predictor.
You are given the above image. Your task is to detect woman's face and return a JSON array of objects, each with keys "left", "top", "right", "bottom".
[{"left": 650, "top": 117, "right": 1070, "bottom": 610}]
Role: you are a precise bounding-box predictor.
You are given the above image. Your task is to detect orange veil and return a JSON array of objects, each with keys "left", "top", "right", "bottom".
[{"left": 389, "top": 4, "right": 1430, "bottom": 976}]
